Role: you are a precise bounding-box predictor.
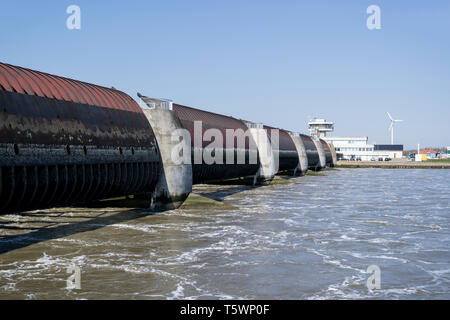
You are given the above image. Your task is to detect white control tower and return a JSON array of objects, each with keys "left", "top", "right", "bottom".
[{"left": 308, "top": 118, "right": 334, "bottom": 138}]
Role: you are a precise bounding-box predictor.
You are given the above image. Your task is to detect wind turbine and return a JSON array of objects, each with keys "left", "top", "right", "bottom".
[{"left": 387, "top": 112, "right": 403, "bottom": 144}]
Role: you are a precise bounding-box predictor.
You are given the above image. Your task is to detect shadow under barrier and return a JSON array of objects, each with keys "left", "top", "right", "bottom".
[{"left": 0, "top": 207, "right": 156, "bottom": 255}]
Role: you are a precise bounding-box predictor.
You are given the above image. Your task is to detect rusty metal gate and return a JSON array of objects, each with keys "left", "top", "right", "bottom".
[
  {"left": 173, "top": 104, "right": 259, "bottom": 184},
  {"left": 0, "top": 62, "right": 161, "bottom": 214}
]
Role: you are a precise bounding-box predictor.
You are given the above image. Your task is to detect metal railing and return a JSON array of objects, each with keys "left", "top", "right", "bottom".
[{"left": 137, "top": 93, "right": 173, "bottom": 110}]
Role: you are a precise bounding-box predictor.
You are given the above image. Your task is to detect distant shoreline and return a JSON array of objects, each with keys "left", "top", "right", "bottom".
[{"left": 335, "top": 160, "right": 450, "bottom": 169}]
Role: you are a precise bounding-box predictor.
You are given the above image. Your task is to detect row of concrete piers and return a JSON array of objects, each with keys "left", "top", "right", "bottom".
[{"left": 139, "top": 94, "right": 336, "bottom": 210}]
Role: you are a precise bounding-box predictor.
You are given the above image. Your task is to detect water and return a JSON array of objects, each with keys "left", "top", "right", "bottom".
[{"left": 0, "top": 168, "right": 449, "bottom": 299}]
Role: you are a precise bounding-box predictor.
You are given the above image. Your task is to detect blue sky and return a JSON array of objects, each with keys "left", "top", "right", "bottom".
[{"left": 1, "top": 1, "right": 449, "bottom": 148}]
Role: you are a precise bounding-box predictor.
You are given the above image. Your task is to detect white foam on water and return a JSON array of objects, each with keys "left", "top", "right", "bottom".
[
  {"left": 429, "top": 268, "right": 450, "bottom": 276},
  {"left": 111, "top": 223, "right": 157, "bottom": 233},
  {"left": 339, "top": 234, "right": 356, "bottom": 241},
  {"left": 168, "top": 283, "right": 185, "bottom": 300},
  {"left": 0, "top": 282, "right": 17, "bottom": 292}
]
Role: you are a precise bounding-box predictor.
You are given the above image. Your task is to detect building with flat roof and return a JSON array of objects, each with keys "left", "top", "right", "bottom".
[
  {"left": 323, "top": 136, "right": 403, "bottom": 161},
  {"left": 310, "top": 118, "right": 404, "bottom": 160}
]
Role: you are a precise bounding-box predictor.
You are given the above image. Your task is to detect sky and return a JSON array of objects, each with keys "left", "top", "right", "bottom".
[{"left": 1, "top": 0, "right": 449, "bottom": 149}]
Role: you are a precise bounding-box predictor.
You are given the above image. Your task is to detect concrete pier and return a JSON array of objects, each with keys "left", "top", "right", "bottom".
[
  {"left": 244, "top": 122, "right": 276, "bottom": 184},
  {"left": 320, "top": 139, "right": 333, "bottom": 167},
  {"left": 289, "top": 133, "right": 309, "bottom": 176},
  {"left": 139, "top": 94, "right": 192, "bottom": 210},
  {"left": 312, "top": 137, "right": 326, "bottom": 170},
  {"left": 328, "top": 143, "right": 338, "bottom": 167}
]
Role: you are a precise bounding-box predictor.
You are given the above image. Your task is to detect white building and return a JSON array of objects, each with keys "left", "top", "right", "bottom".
[
  {"left": 308, "top": 118, "right": 403, "bottom": 161},
  {"left": 323, "top": 136, "right": 403, "bottom": 161},
  {"left": 308, "top": 118, "right": 334, "bottom": 138}
]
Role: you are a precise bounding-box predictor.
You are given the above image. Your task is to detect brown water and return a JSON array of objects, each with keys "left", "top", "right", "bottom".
[{"left": 0, "top": 168, "right": 449, "bottom": 299}]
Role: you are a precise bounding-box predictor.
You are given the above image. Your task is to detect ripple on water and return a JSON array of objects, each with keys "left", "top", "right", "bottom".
[{"left": 0, "top": 169, "right": 449, "bottom": 299}]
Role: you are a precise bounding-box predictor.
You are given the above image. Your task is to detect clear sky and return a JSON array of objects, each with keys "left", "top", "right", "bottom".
[{"left": 1, "top": 1, "right": 449, "bottom": 149}]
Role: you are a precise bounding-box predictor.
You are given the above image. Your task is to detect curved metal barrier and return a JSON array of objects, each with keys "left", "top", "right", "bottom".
[
  {"left": 173, "top": 104, "right": 260, "bottom": 184},
  {"left": 263, "top": 126, "right": 299, "bottom": 174},
  {"left": 0, "top": 61, "right": 333, "bottom": 214},
  {"left": 0, "top": 63, "right": 161, "bottom": 214}
]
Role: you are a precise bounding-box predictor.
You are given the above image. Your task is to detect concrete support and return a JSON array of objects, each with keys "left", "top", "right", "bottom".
[
  {"left": 328, "top": 143, "right": 337, "bottom": 167},
  {"left": 140, "top": 95, "right": 192, "bottom": 210},
  {"left": 312, "top": 137, "right": 326, "bottom": 170},
  {"left": 289, "top": 133, "right": 309, "bottom": 176},
  {"left": 245, "top": 123, "right": 276, "bottom": 185}
]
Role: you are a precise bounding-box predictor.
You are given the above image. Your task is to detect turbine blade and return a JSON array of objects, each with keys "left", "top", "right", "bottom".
[
  {"left": 395, "top": 119, "right": 403, "bottom": 122},
  {"left": 387, "top": 112, "right": 393, "bottom": 121}
]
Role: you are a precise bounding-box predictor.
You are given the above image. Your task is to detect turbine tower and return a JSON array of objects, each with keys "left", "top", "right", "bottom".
[{"left": 387, "top": 112, "right": 403, "bottom": 144}]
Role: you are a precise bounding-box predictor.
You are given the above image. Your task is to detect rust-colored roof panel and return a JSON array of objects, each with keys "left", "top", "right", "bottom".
[
  {"left": 43, "top": 73, "right": 71, "bottom": 101},
  {"left": 87, "top": 82, "right": 115, "bottom": 108},
  {"left": 0, "top": 64, "right": 25, "bottom": 94},
  {"left": 0, "top": 62, "right": 142, "bottom": 112},
  {"left": 0, "top": 61, "right": 156, "bottom": 152},
  {"left": 3, "top": 64, "right": 35, "bottom": 95},
  {"left": 109, "top": 90, "right": 129, "bottom": 111},
  {"left": 108, "top": 88, "right": 127, "bottom": 110},
  {"left": 6, "top": 66, "right": 38, "bottom": 96},
  {"left": 60, "top": 77, "right": 86, "bottom": 104},
  {"left": 66, "top": 78, "right": 91, "bottom": 104},
  {"left": 57, "top": 76, "right": 84, "bottom": 103},
  {"left": 28, "top": 70, "right": 59, "bottom": 99},
  {"left": 77, "top": 81, "right": 101, "bottom": 106},
  {"left": 48, "top": 74, "right": 74, "bottom": 101},
  {"left": 0, "top": 67, "right": 13, "bottom": 91},
  {"left": 20, "top": 69, "right": 47, "bottom": 98},
  {"left": 101, "top": 89, "right": 120, "bottom": 110}
]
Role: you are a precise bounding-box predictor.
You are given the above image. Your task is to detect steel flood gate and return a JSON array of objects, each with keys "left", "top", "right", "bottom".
[{"left": 0, "top": 62, "right": 161, "bottom": 214}]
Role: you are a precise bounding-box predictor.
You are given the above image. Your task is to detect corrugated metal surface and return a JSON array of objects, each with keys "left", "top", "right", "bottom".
[
  {"left": 0, "top": 62, "right": 161, "bottom": 214},
  {"left": 173, "top": 104, "right": 259, "bottom": 183},
  {"left": 0, "top": 63, "right": 155, "bottom": 147},
  {"left": 263, "top": 125, "right": 299, "bottom": 172},
  {"left": 0, "top": 64, "right": 139, "bottom": 111},
  {"left": 300, "top": 134, "right": 320, "bottom": 170}
]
